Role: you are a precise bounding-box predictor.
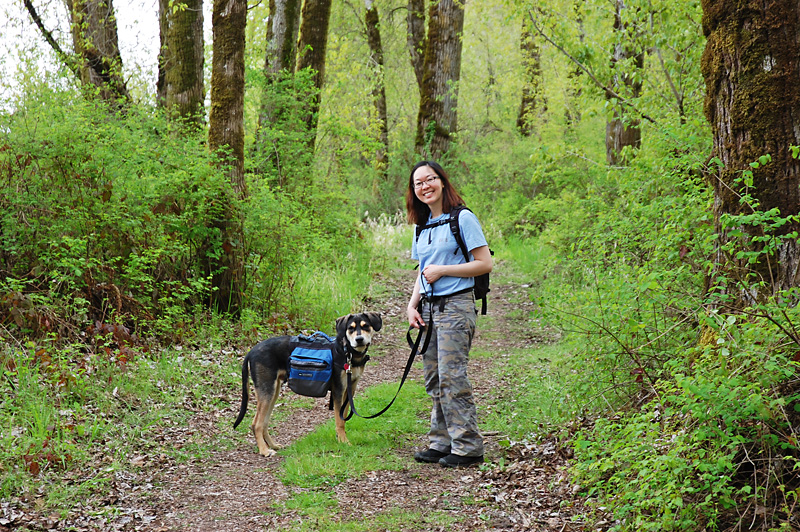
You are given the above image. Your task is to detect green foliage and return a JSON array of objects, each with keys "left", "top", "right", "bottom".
[{"left": 0, "top": 85, "right": 226, "bottom": 340}]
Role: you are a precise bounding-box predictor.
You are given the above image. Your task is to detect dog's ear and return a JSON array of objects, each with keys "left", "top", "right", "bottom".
[
  {"left": 364, "top": 312, "right": 382, "bottom": 332},
  {"left": 335, "top": 315, "right": 351, "bottom": 337}
]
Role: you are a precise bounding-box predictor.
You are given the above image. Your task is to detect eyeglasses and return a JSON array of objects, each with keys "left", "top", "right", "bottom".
[{"left": 413, "top": 176, "right": 439, "bottom": 189}]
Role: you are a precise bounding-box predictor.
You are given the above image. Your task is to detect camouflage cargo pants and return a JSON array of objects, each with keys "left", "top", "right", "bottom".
[{"left": 420, "top": 292, "right": 484, "bottom": 457}]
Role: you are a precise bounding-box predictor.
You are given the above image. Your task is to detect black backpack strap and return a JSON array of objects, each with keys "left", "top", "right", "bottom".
[
  {"left": 448, "top": 206, "right": 470, "bottom": 262},
  {"left": 415, "top": 217, "right": 452, "bottom": 242},
  {"left": 449, "top": 206, "right": 489, "bottom": 314}
]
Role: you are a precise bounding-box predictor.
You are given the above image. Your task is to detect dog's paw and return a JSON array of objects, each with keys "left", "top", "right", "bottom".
[{"left": 259, "top": 448, "right": 278, "bottom": 457}]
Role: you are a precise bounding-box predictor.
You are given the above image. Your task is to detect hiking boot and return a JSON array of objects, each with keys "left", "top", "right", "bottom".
[
  {"left": 438, "top": 453, "right": 484, "bottom": 468},
  {"left": 413, "top": 447, "right": 451, "bottom": 463}
]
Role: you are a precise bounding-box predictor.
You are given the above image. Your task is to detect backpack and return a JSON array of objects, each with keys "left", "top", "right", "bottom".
[
  {"left": 415, "top": 206, "right": 493, "bottom": 315},
  {"left": 287, "top": 332, "right": 335, "bottom": 397}
]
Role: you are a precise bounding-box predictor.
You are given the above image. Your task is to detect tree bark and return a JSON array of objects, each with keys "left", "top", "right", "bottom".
[
  {"left": 365, "top": 0, "right": 389, "bottom": 173},
  {"left": 701, "top": 0, "right": 800, "bottom": 304},
  {"left": 605, "top": 0, "right": 643, "bottom": 166},
  {"left": 66, "top": 0, "right": 130, "bottom": 106},
  {"left": 415, "top": 0, "right": 466, "bottom": 159},
  {"left": 23, "top": 0, "right": 82, "bottom": 80},
  {"left": 208, "top": 0, "right": 248, "bottom": 315},
  {"left": 406, "top": 0, "right": 426, "bottom": 89},
  {"left": 565, "top": 0, "right": 584, "bottom": 126},
  {"left": 157, "top": 0, "right": 205, "bottom": 125},
  {"left": 295, "top": 0, "right": 334, "bottom": 145},
  {"left": 517, "top": 23, "right": 545, "bottom": 137},
  {"left": 257, "top": 0, "right": 300, "bottom": 129}
]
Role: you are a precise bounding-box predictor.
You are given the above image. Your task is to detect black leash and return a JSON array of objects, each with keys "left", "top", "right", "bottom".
[{"left": 339, "top": 323, "right": 433, "bottom": 421}]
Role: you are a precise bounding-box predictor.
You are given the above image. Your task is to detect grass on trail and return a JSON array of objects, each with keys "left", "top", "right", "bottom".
[{"left": 278, "top": 380, "right": 430, "bottom": 488}]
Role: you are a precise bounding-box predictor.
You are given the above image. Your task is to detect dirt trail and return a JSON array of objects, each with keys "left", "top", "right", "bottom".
[{"left": 91, "top": 267, "right": 588, "bottom": 531}]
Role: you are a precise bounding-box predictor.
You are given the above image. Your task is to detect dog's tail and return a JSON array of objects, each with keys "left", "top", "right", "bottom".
[{"left": 232, "top": 352, "right": 251, "bottom": 429}]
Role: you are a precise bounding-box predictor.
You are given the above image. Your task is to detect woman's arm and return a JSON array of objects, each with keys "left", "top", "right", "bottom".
[
  {"left": 419, "top": 245, "right": 493, "bottom": 285},
  {"left": 407, "top": 275, "right": 425, "bottom": 328}
]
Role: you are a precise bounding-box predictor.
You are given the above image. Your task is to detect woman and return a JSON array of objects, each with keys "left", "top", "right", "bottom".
[{"left": 405, "top": 160, "right": 493, "bottom": 468}]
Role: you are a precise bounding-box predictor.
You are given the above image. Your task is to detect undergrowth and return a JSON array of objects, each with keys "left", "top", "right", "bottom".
[{"left": 521, "top": 137, "right": 800, "bottom": 530}]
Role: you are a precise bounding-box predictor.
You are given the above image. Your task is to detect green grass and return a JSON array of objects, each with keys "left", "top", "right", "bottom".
[
  {"left": 476, "top": 343, "right": 581, "bottom": 439},
  {"left": 280, "top": 506, "right": 460, "bottom": 531},
  {"left": 279, "top": 380, "right": 430, "bottom": 487}
]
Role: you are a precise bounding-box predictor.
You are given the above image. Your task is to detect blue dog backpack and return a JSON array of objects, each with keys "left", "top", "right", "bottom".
[{"left": 287, "top": 332, "right": 335, "bottom": 397}]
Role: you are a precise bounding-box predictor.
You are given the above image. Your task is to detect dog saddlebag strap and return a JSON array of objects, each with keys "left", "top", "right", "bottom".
[{"left": 340, "top": 325, "right": 432, "bottom": 421}]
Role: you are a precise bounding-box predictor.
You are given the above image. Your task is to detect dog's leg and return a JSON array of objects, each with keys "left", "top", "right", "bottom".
[
  {"left": 261, "top": 383, "right": 283, "bottom": 451},
  {"left": 332, "top": 393, "right": 350, "bottom": 444},
  {"left": 252, "top": 383, "right": 281, "bottom": 457}
]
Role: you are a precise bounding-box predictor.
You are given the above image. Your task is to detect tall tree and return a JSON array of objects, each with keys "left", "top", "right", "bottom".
[
  {"left": 364, "top": 0, "right": 389, "bottom": 173},
  {"left": 701, "top": 0, "right": 800, "bottom": 304},
  {"left": 66, "top": 0, "right": 130, "bottom": 106},
  {"left": 564, "top": 0, "right": 584, "bottom": 127},
  {"left": 208, "top": 0, "right": 248, "bottom": 315},
  {"left": 295, "top": 0, "right": 334, "bottom": 146},
  {"left": 605, "top": 0, "right": 643, "bottom": 165},
  {"left": 406, "top": 0, "right": 426, "bottom": 89},
  {"left": 517, "top": 23, "right": 545, "bottom": 137},
  {"left": 415, "top": 0, "right": 466, "bottom": 159},
  {"left": 257, "top": 0, "right": 301, "bottom": 129},
  {"left": 157, "top": 0, "right": 205, "bottom": 125}
]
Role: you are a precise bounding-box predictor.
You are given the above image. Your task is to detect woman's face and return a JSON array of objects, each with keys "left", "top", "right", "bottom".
[{"left": 412, "top": 165, "right": 443, "bottom": 211}]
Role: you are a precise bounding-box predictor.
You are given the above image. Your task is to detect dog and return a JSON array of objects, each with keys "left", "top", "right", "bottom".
[{"left": 233, "top": 312, "right": 382, "bottom": 456}]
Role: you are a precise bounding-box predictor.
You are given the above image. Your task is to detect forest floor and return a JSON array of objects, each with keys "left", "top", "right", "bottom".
[{"left": 4, "top": 265, "right": 600, "bottom": 531}]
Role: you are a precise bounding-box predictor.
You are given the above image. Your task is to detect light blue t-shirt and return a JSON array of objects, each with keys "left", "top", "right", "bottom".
[{"left": 411, "top": 209, "right": 488, "bottom": 298}]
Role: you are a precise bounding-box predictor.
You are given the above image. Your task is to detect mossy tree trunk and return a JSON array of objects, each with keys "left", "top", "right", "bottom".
[
  {"left": 365, "top": 0, "right": 389, "bottom": 174},
  {"left": 257, "top": 0, "right": 300, "bottom": 128},
  {"left": 207, "top": 0, "right": 248, "bottom": 315},
  {"left": 701, "top": 0, "right": 800, "bottom": 305},
  {"left": 517, "top": 23, "right": 546, "bottom": 137},
  {"left": 157, "top": 0, "right": 205, "bottom": 126},
  {"left": 415, "top": 0, "right": 466, "bottom": 159},
  {"left": 565, "top": 0, "right": 584, "bottom": 127},
  {"left": 406, "top": 0, "right": 426, "bottom": 90},
  {"left": 66, "top": 0, "right": 130, "bottom": 107},
  {"left": 605, "top": 0, "right": 643, "bottom": 166},
  {"left": 295, "top": 0, "right": 334, "bottom": 149}
]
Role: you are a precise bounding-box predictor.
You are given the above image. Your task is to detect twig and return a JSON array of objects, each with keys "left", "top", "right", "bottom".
[
  {"left": 526, "top": 9, "right": 656, "bottom": 125},
  {"left": 22, "top": 0, "right": 81, "bottom": 80}
]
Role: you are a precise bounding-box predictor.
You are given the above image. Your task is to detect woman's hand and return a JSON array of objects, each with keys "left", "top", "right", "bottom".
[
  {"left": 407, "top": 305, "right": 425, "bottom": 329},
  {"left": 421, "top": 264, "right": 446, "bottom": 284}
]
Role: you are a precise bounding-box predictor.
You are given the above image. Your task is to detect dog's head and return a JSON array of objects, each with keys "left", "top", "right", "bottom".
[{"left": 335, "top": 312, "right": 382, "bottom": 353}]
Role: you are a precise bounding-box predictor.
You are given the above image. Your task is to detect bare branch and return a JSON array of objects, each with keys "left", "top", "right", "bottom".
[
  {"left": 526, "top": 9, "right": 656, "bottom": 125},
  {"left": 22, "top": 0, "right": 81, "bottom": 79}
]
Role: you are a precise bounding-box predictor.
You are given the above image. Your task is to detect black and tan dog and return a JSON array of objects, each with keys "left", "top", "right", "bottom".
[{"left": 233, "top": 312, "right": 382, "bottom": 456}]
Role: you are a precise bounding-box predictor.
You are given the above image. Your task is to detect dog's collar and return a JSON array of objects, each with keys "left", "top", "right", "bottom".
[{"left": 338, "top": 341, "right": 370, "bottom": 368}]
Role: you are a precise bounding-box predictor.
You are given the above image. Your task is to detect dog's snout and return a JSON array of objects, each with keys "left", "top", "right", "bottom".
[{"left": 355, "top": 335, "right": 365, "bottom": 345}]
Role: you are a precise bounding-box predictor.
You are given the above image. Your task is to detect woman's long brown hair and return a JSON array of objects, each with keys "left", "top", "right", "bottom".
[{"left": 405, "top": 160, "right": 466, "bottom": 226}]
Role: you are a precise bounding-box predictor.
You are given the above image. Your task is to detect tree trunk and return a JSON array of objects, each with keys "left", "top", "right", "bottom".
[
  {"left": 365, "top": 0, "right": 389, "bottom": 174},
  {"left": 295, "top": 0, "right": 334, "bottom": 145},
  {"left": 605, "top": 0, "right": 643, "bottom": 165},
  {"left": 701, "top": 0, "right": 800, "bottom": 304},
  {"left": 208, "top": 0, "right": 248, "bottom": 315},
  {"left": 157, "top": 0, "right": 205, "bottom": 125},
  {"left": 257, "top": 0, "right": 300, "bottom": 128},
  {"left": 66, "top": 0, "right": 130, "bottom": 106},
  {"left": 406, "top": 0, "right": 426, "bottom": 89},
  {"left": 517, "top": 23, "right": 545, "bottom": 137},
  {"left": 415, "top": 0, "right": 466, "bottom": 159},
  {"left": 565, "top": 0, "right": 584, "bottom": 126}
]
